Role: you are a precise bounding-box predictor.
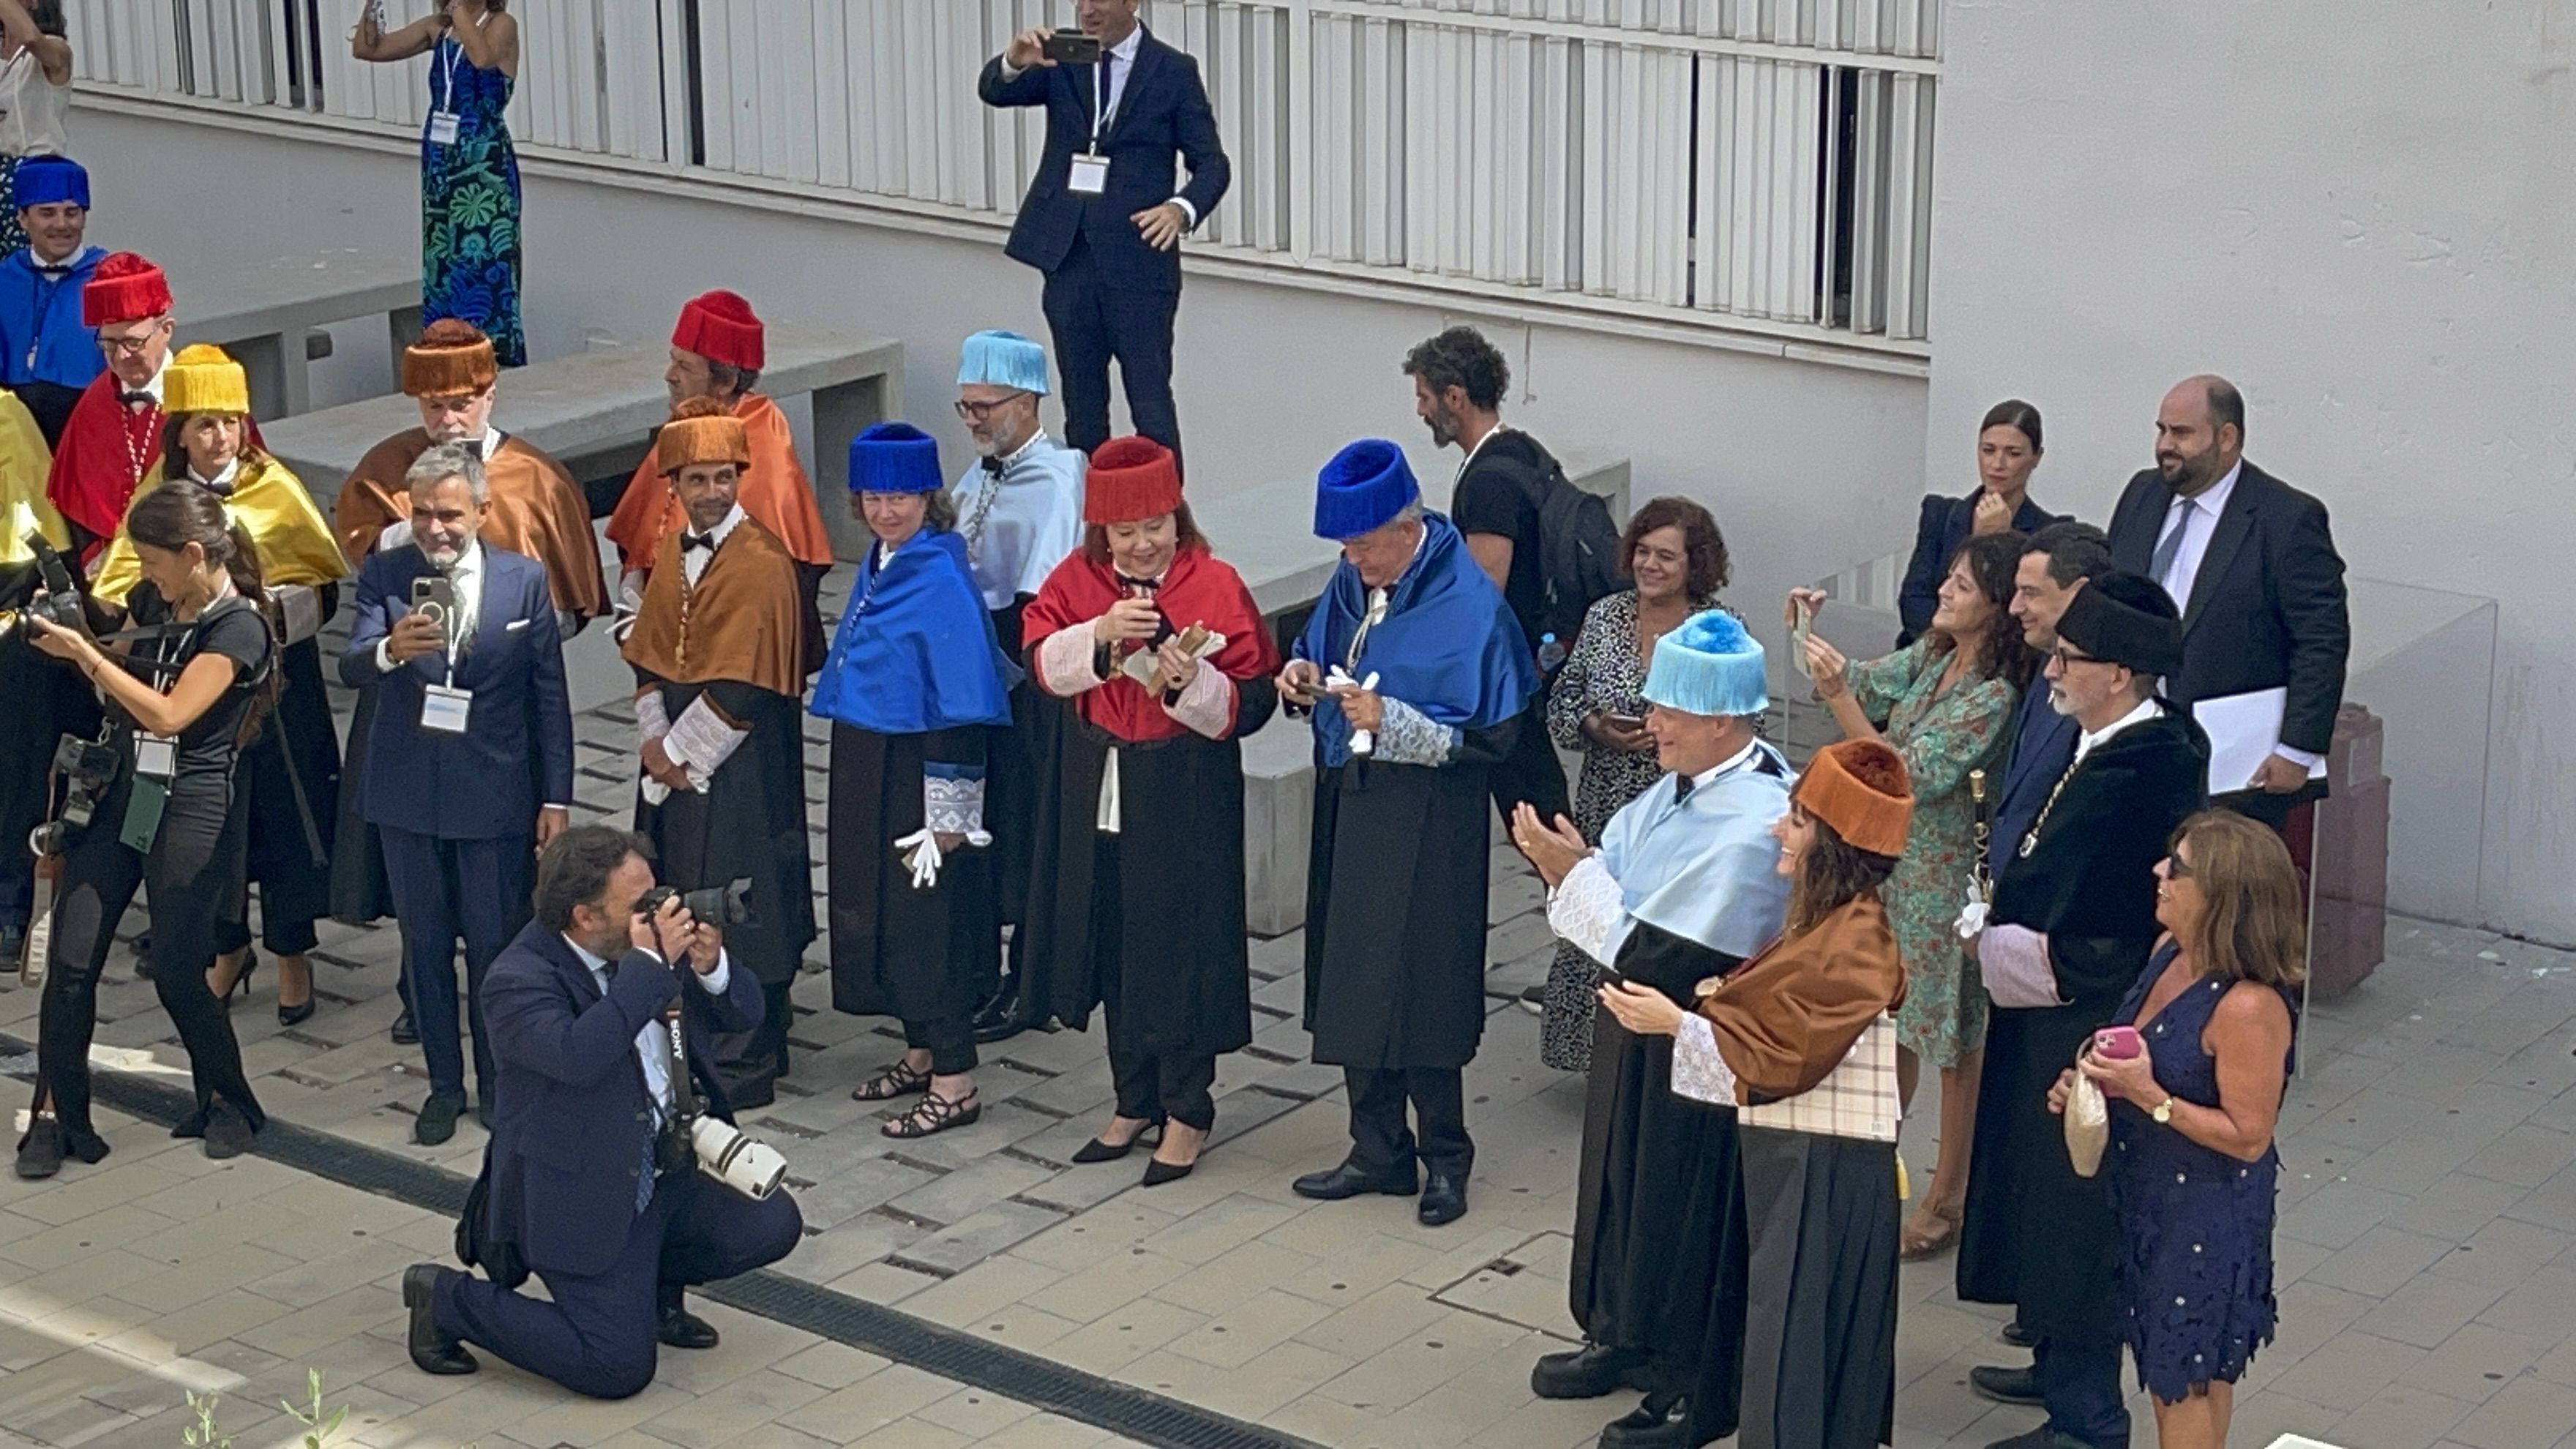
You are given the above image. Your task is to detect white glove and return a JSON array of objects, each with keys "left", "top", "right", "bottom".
[
  {"left": 894, "top": 828, "right": 944, "bottom": 891},
  {"left": 1954, "top": 882, "right": 1991, "bottom": 941},
  {"left": 1325, "top": 667, "right": 1382, "bottom": 755}
]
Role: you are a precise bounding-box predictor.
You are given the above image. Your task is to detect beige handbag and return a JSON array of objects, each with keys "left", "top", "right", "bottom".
[{"left": 2065, "top": 1070, "right": 2111, "bottom": 1177}]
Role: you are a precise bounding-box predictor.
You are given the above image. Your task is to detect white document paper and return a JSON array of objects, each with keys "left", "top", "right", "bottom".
[{"left": 2193, "top": 687, "right": 2326, "bottom": 795}]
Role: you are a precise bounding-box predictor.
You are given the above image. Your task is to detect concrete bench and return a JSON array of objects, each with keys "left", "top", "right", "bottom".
[
  {"left": 171, "top": 249, "right": 423, "bottom": 422},
  {"left": 1222, "top": 453, "right": 1630, "bottom": 936},
  {"left": 265, "top": 322, "right": 903, "bottom": 712}
]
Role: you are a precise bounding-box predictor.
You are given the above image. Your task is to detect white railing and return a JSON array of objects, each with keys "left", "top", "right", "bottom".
[{"left": 73, "top": 0, "right": 1936, "bottom": 347}]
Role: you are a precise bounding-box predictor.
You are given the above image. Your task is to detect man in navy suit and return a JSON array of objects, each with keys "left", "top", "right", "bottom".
[
  {"left": 2107, "top": 375, "right": 2349, "bottom": 845},
  {"left": 342, "top": 441, "right": 576, "bottom": 1145},
  {"left": 980, "top": 0, "right": 1230, "bottom": 474},
  {"left": 1989, "top": 522, "right": 2116, "bottom": 873},
  {"left": 403, "top": 826, "right": 803, "bottom": 1399}
]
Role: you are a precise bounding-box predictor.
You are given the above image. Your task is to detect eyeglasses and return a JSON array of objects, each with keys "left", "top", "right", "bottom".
[
  {"left": 2048, "top": 645, "right": 2102, "bottom": 673},
  {"left": 2162, "top": 852, "right": 2194, "bottom": 880},
  {"left": 954, "top": 392, "right": 1030, "bottom": 422},
  {"left": 97, "top": 321, "right": 171, "bottom": 356}
]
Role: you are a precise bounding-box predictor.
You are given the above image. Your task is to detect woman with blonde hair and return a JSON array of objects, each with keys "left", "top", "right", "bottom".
[{"left": 2052, "top": 811, "right": 2303, "bottom": 1449}]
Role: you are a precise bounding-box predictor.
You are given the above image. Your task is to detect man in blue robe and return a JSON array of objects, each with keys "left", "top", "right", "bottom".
[{"left": 0, "top": 154, "right": 103, "bottom": 446}]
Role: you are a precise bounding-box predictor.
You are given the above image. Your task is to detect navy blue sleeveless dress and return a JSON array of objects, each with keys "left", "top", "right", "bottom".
[{"left": 2106, "top": 943, "right": 2296, "bottom": 1401}]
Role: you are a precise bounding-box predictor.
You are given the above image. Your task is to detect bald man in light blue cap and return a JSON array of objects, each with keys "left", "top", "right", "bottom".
[{"left": 948, "top": 329, "right": 1087, "bottom": 1041}]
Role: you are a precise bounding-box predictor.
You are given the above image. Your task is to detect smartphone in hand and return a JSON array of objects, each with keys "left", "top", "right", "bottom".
[{"left": 1041, "top": 31, "right": 1104, "bottom": 64}]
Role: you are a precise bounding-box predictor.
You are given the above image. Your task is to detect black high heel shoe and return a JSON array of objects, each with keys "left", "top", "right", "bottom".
[
  {"left": 1071, "top": 1117, "right": 1164, "bottom": 1164},
  {"left": 216, "top": 947, "right": 261, "bottom": 1007},
  {"left": 276, "top": 958, "right": 316, "bottom": 1027}
]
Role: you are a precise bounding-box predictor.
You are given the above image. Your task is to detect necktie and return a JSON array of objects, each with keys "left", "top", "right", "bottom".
[
  {"left": 1096, "top": 51, "right": 1119, "bottom": 140},
  {"left": 599, "top": 954, "right": 664, "bottom": 1213},
  {"left": 681, "top": 531, "right": 715, "bottom": 553},
  {"left": 2148, "top": 496, "right": 2190, "bottom": 592},
  {"left": 1674, "top": 773, "right": 1696, "bottom": 803}
]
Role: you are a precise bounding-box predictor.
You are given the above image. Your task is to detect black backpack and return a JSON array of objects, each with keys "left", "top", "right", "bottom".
[{"left": 1498, "top": 439, "right": 1625, "bottom": 655}]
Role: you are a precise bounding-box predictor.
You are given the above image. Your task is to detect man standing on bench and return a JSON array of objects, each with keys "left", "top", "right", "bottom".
[{"left": 607, "top": 290, "right": 833, "bottom": 672}]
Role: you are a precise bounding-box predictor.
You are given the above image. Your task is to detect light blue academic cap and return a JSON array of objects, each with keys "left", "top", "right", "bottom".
[
  {"left": 957, "top": 330, "right": 1050, "bottom": 395},
  {"left": 1641, "top": 610, "right": 1770, "bottom": 717}
]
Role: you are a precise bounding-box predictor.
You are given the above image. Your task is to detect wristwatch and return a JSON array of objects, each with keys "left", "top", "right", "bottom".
[{"left": 2150, "top": 1096, "right": 2175, "bottom": 1126}]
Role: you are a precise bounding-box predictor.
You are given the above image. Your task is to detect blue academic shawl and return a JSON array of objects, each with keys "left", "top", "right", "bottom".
[
  {"left": 1595, "top": 739, "right": 1796, "bottom": 962},
  {"left": 0, "top": 244, "right": 105, "bottom": 390},
  {"left": 1292, "top": 511, "right": 1536, "bottom": 769},
  {"left": 809, "top": 527, "right": 1017, "bottom": 735}
]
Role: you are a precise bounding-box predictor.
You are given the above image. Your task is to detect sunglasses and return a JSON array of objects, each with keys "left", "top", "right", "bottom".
[{"left": 2162, "top": 853, "right": 2194, "bottom": 880}]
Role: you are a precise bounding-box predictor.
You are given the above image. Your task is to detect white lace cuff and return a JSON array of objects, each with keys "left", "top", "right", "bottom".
[
  {"left": 663, "top": 696, "right": 749, "bottom": 788},
  {"left": 924, "top": 766, "right": 993, "bottom": 845},
  {"left": 1673, "top": 1014, "right": 1740, "bottom": 1107},
  {"left": 1372, "top": 696, "right": 1458, "bottom": 766},
  {"left": 1546, "top": 853, "right": 1626, "bottom": 967},
  {"left": 1165, "top": 662, "right": 1236, "bottom": 739},
  {"left": 1978, "top": 923, "right": 2065, "bottom": 1009},
  {"left": 1037, "top": 624, "right": 1106, "bottom": 697},
  {"left": 634, "top": 689, "right": 671, "bottom": 742}
]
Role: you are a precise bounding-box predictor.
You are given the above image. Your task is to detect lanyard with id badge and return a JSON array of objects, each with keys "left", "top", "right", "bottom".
[
  {"left": 411, "top": 572, "right": 473, "bottom": 735},
  {"left": 1069, "top": 50, "right": 1120, "bottom": 195},
  {"left": 118, "top": 616, "right": 201, "bottom": 853},
  {"left": 427, "top": 30, "right": 468, "bottom": 147}
]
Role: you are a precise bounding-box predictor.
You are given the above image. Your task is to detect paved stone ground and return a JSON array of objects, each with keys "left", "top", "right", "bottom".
[{"left": 1, "top": 564, "right": 2572, "bottom": 1448}]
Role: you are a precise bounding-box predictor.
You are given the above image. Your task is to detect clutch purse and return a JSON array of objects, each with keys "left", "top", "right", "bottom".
[{"left": 2065, "top": 1072, "right": 2110, "bottom": 1177}]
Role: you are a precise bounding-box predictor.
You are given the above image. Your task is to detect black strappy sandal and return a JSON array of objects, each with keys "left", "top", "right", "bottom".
[
  {"left": 851, "top": 1060, "right": 932, "bottom": 1102},
  {"left": 881, "top": 1089, "right": 982, "bottom": 1139}
]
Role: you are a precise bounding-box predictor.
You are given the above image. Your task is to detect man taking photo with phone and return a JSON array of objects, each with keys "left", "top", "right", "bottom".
[{"left": 979, "top": 0, "right": 1230, "bottom": 475}]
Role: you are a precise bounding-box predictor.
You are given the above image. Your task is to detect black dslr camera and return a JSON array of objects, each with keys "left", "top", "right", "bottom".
[
  {"left": 0, "top": 533, "right": 90, "bottom": 643},
  {"left": 634, "top": 877, "right": 758, "bottom": 929},
  {"left": 30, "top": 734, "right": 119, "bottom": 858}
]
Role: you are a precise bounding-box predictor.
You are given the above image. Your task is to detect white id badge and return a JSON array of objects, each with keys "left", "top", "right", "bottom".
[
  {"left": 134, "top": 734, "right": 177, "bottom": 780},
  {"left": 421, "top": 684, "right": 474, "bottom": 735},
  {"left": 427, "top": 111, "right": 462, "bottom": 146},
  {"left": 1068, "top": 152, "right": 1111, "bottom": 195}
]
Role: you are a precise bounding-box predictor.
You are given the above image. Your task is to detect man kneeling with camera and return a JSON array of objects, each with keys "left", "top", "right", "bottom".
[{"left": 403, "top": 825, "right": 801, "bottom": 1399}]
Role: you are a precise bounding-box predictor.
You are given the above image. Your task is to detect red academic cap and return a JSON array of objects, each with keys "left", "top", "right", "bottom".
[
  {"left": 83, "top": 252, "right": 172, "bottom": 327},
  {"left": 672, "top": 289, "right": 764, "bottom": 372}
]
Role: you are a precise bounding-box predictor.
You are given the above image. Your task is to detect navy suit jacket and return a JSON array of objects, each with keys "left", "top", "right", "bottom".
[
  {"left": 340, "top": 543, "right": 574, "bottom": 840},
  {"left": 1988, "top": 676, "right": 2078, "bottom": 875},
  {"left": 2106, "top": 461, "right": 2350, "bottom": 759},
  {"left": 476, "top": 920, "right": 764, "bottom": 1277},
  {"left": 1896, "top": 492, "right": 2063, "bottom": 646},
  {"left": 978, "top": 26, "right": 1231, "bottom": 295}
]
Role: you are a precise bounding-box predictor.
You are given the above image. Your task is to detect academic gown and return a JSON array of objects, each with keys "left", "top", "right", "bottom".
[
  {"left": 809, "top": 529, "right": 1016, "bottom": 1032},
  {"left": 0, "top": 394, "right": 67, "bottom": 905},
  {"left": 1568, "top": 750, "right": 1794, "bottom": 1433},
  {"left": 1957, "top": 709, "right": 2209, "bottom": 1344},
  {"left": 1016, "top": 547, "right": 1280, "bottom": 1057},
  {"left": 329, "top": 427, "right": 608, "bottom": 924},
  {"left": 48, "top": 378, "right": 266, "bottom": 560},
  {"left": 0, "top": 245, "right": 105, "bottom": 446},
  {"left": 623, "top": 514, "right": 817, "bottom": 1107}
]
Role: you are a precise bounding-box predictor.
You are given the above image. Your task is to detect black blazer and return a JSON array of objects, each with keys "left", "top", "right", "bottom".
[
  {"left": 2107, "top": 461, "right": 2350, "bottom": 758},
  {"left": 1897, "top": 491, "right": 2062, "bottom": 645},
  {"left": 473, "top": 921, "right": 764, "bottom": 1277},
  {"left": 978, "top": 27, "right": 1231, "bottom": 296}
]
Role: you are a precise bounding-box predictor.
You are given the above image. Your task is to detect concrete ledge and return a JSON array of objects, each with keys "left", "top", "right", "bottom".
[
  {"left": 171, "top": 248, "right": 422, "bottom": 421},
  {"left": 1240, "top": 711, "right": 1318, "bottom": 939}
]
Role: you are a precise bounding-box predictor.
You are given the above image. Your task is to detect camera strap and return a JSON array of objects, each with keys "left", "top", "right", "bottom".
[{"left": 659, "top": 1002, "right": 702, "bottom": 1123}]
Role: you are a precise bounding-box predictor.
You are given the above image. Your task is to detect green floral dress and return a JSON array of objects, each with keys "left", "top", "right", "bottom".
[
  {"left": 1846, "top": 637, "right": 2016, "bottom": 1068},
  {"left": 419, "top": 34, "right": 524, "bottom": 365}
]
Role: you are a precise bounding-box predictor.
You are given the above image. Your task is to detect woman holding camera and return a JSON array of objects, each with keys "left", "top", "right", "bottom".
[
  {"left": 1017, "top": 438, "right": 1278, "bottom": 1185},
  {"left": 91, "top": 344, "right": 348, "bottom": 1027},
  {"left": 2049, "top": 812, "right": 2301, "bottom": 1449},
  {"left": 17, "top": 483, "right": 277, "bottom": 1176},
  {"left": 1532, "top": 495, "right": 1731, "bottom": 1072},
  {"left": 812, "top": 424, "right": 1018, "bottom": 1140}
]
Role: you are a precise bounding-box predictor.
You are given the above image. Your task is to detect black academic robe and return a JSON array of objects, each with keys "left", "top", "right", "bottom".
[
  {"left": 1302, "top": 716, "right": 1517, "bottom": 1070},
  {"left": 982, "top": 598, "right": 1055, "bottom": 937},
  {"left": 233, "top": 632, "right": 344, "bottom": 943},
  {"left": 1573, "top": 921, "right": 1751, "bottom": 1441},
  {"left": 1957, "top": 708, "right": 2208, "bottom": 1343},
  {"left": 828, "top": 724, "right": 999, "bottom": 1027},
  {"left": 634, "top": 675, "right": 817, "bottom": 1107},
  {"left": 0, "top": 561, "right": 59, "bottom": 906},
  {"left": 1022, "top": 683, "right": 1278, "bottom": 1055}
]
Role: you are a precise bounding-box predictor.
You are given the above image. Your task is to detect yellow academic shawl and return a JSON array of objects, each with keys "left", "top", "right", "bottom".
[
  {"left": 91, "top": 452, "right": 351, "bottom": 606},
  {"left": 0, "top": 389, "right": 67, "bottom": 566}
]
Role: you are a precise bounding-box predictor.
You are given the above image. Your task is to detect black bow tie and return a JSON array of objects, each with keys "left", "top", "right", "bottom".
[
  {"left": 1115, "top": 574, "right": 1162, "bottom": 593},
  {"left": 681, "top": 531, "right": 716, "bottom": 553},
  {"left": 1674, "top": 774, "right": 1696, "bottom": 803},
  {"left": 33, "top": 264, "right": 70, "bottom": 277},
  {"left": 119, "top": 391, "right": 155, "bottom": 407},
  {"left": 979, "top": 455, "right": 1008, "bottom": 479}
]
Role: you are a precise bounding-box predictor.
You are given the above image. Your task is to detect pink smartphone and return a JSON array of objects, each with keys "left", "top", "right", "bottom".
[{"left": 2093, "top": 1026, "right": 2143, "bottom": 1060}]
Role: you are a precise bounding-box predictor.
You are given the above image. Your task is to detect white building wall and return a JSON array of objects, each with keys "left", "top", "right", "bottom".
[{"left": 1924, "top": 1, "right": 2576, "bottom": 941}]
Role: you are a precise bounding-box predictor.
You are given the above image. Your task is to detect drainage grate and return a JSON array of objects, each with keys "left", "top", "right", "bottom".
[{"left": 0, "top": 1030, "right": 1320, "bottom": 1449}]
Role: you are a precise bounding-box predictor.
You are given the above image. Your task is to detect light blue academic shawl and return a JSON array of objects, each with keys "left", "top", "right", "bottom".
[{"left": 1593, "top": 738, "right": 1796, "bottom": 962}]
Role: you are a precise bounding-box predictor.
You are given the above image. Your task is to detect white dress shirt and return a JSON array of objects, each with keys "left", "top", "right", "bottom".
[
  {"left": 564, "top": 933, "right": 732, "bottom": 1116},
  {"left": 680, "top": 503, "right": 747, "bottom": 589},
  {"left": 2075, "top": 695, "right": 2163, "bottom": 765},
  {"left": 376, "top": 536, "right": 484, "bottom": 674},
  {"left": 2148, "top": 460, "right": 2239, "bottom": 623}
]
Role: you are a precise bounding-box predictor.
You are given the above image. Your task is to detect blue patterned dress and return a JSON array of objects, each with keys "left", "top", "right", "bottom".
[
  {"left": 2108, "top": 943, "right": 2298, "bottom": 1401},
  {"left": 419, "top": 33, "right": 523, "bottom": 365}
]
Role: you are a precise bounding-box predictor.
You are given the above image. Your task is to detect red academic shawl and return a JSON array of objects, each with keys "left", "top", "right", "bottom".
[
  {"left": 1022, "top": 544, "right": 1278, "bottom": 744},
  {"left": 48, "top": 373, "right": 264, "bottom": 554}
]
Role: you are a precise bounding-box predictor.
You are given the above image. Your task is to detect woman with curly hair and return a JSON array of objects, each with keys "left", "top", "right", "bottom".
[{"left": 1788, "top": 528, "right": 2035, "bottom": 1259}]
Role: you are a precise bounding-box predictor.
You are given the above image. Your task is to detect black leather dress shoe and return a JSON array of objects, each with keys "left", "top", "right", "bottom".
[
  {"left": 1598, "top": 1393, "right": 1691, "bottom": 1449},
  {"left": 1292, "top": 1159, "right": 1418, "bottom": 1200},
  {"left": 1969, "top": 1363, "right": 2043, "bottom": 1407},
  {"left": 1531, "top": 1341, "right": 1652, "bottom": 1399},
  {"left": 402, "top": 1264, "right": 477, "bottom": 1376},
  {"left": 389, "top": 1008, "right": 419, "bottom": 1046},
  {"left": 2001, "top": 1318, "right": 2036, "bottom": 1349},
  {"left": 1417, "top": 1172, "right": 1467, "bottom": 1226},
  {"left": 414, "top": 1093, "right": 465, "bottom": 1147},
  {"left": 657, "top": 1303, "right": 721, "bottom": 1350},
  {"left": 970, "top": 976, "right": 1033, "bottom": 1044}
]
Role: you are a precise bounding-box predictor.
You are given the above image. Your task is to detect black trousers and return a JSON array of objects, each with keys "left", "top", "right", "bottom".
[
  {"left": 1108, "top": 1027, "right": 1216, "bottom": 1133},
  {"left": 1486, "top": 700, "right": 1570, "bottom": 830},
  {"left": 1041, "top": 235, "right": 1183, "bottom": 473},
  {"left": 1344, "top": 1066, "right": 1472, "bottom": 1178},
  {"left": 37, "top": 785, "right": 263, "bottom": 1141},
  {"left": 905, "top": 1015, "right": 978, "bottom": 1077},
  {"left": 380, "top": 826, "right": 534, "bottom": 1102},
  {"left": 437, "top": 1170, "right": 804, "bottom": 1400}
]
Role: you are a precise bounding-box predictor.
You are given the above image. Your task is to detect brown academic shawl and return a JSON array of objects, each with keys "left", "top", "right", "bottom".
[
  {"left": 621, "top": 514, "right": 805, "bottom": 703},
  {"left": 334, "top": 429, "right": 609, "bottom": 619},
  {"left": 1697, "top": 895, "right": 1906, "bottom": 1104}
]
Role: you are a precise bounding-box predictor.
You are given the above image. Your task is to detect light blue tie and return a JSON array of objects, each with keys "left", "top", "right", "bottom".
[{"left": 2149, "top": 497, "right": 2190, "bottom": 594}]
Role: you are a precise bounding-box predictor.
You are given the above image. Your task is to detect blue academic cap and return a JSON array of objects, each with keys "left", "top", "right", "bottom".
[
  {"left": 956, "top": 329, "right": 1049, "bottom": 396},
  {"left": 1313, "top": 439, "right": 1420, "bottom": 540},
  {"left": 13, "top": 156, "right": 88, "bottom": 211},
  {"left": 847, "top": 422, "right": 944, "bottom": 495},
  {"left": 1642, "top": 609, "right": 1770, "bottom": 717}
]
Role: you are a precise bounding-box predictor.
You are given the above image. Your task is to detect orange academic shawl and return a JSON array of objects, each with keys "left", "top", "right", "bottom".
[
  {"left": 604, "top": 393, "right": 831, "bottom": 571},
  {"left": 1696, "top": 894, "right": 1907, "bottom": 1104},
  {"left": 621, "top": 512, "right": 804, "bottom": 702},
  {"left": 334, "top": 429, "right": 610, "bottom": 620}
]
